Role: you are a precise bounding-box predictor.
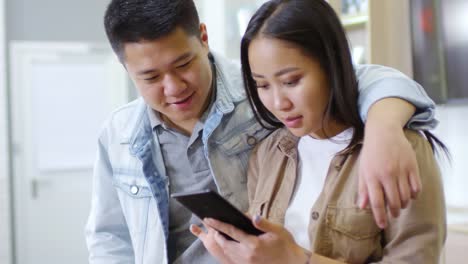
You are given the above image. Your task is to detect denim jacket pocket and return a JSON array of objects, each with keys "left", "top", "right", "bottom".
[
  {"left": 216, "top": 119, "right": 269, "bottom": 156},
  {"left": 113, "top": 176, "right": 153, "bottom": 240},
  {"left": 113, "top": 179, "right": 153, "bottom": 198}
]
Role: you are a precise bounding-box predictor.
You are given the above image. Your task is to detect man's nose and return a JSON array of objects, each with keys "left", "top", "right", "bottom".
[{"left": 163, "top": 73, "right": 187, "bottom": 97}]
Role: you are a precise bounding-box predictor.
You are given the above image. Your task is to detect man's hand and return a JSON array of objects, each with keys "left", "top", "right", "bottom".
[{"left": 360, "top": 98, "right": 422, "bottom": 229}]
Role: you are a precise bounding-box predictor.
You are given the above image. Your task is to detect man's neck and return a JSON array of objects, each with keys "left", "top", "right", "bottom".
[{"left": 161, "top": 115, "right": 199, "bottom": 136}]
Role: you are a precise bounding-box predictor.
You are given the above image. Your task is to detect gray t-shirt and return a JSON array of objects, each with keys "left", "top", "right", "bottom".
[{"left": 147, "top": 63, "right": 218, "bottom": 263}]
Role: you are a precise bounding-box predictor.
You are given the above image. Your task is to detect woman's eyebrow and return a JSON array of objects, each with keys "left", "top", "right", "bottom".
[{"left": 252, "top": 67, "right": 299, "bottom": 79}]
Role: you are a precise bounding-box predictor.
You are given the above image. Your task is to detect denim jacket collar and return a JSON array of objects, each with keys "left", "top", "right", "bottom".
[{"left": 211, "top": 52, "right": 245, "bottom": 114}]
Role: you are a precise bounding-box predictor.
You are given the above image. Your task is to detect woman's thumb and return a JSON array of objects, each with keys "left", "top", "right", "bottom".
[{"left": 252, "top": 215, "right": 278, "bottom": 233}]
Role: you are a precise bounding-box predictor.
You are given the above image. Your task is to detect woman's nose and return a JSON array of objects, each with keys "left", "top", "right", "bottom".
[{"left": 273, "top": 89, "right": 293, "bottom": 111}]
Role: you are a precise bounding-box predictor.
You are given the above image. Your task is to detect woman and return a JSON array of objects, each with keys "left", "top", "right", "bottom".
[{"left": 191, "top": 0, "right": 447, "bottom": 263}]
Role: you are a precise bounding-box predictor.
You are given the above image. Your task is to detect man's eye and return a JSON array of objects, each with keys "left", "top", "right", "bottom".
[
  {"left": 144, "top": 75, "right": 159, "bottom": 81},
  {"left": 177, "top": 60, "right": 192, "bottom": 69}
]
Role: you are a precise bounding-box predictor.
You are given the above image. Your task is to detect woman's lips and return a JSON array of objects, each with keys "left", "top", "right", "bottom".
[{"left": 283, "top": 116, "right": 303, "bottom": 128}]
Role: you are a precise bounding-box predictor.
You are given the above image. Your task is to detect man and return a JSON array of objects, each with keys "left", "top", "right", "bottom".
[{"left": 85, "top": 0, "right": 437, "bottom": 263}]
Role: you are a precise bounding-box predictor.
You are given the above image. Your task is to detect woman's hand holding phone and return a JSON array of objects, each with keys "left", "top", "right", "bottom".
[{"left": 191, "top": 215, "right": 310, "bottom": 264}]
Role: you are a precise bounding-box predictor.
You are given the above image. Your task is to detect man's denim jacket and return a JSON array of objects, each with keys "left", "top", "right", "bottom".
[{"left": 85, "top": 52, "right": 437, "bottom": 264}]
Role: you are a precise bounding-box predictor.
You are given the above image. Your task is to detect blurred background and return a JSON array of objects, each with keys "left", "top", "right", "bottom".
[{"left": 0, "top": 0, "right": 467, "bottom": 263}]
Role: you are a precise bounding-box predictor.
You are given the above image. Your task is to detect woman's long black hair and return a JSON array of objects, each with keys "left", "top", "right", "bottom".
[
  {"left": 241, "top": 0, "right": 363, "bottom": 151},
  {"left": 240, "top": 0, "right": 449, "bottom": 156}
]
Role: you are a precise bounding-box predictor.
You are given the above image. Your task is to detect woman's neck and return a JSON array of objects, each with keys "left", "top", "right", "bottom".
[{"left": 308, "top": 119, "right": 349, "bottom": 139}]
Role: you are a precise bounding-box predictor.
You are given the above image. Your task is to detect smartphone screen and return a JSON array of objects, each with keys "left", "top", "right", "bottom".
[{"left": 171, "top": 189, "right": 264, "bottom": 239}]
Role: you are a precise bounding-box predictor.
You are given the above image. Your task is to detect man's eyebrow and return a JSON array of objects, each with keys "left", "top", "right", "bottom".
[
  {"left": 136, "top": 52, "right": 193, "bottom": 76},
  {"left": 171, "top": 52, "right": 193, "bottom": 65},
  {"left": 137, "top": 68, "right": 158, "bottom": 76}
]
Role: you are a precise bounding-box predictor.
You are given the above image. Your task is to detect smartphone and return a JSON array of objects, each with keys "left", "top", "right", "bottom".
[{"left": 171, "top": 189, "right": 264, "bottom": 239}]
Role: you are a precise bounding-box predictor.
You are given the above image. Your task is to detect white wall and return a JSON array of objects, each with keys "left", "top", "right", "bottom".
[
  {"left": 6, "top": 0, "right": 108, "bottom": 42},
  {"left": 0, "top": 0, "right": 12, "bottom": 262},
  {"left": 434, "top": 104, "right": 468, "bottom": 264},
  {"left": 2, "top": 1, "right": 111, "bottom": 263},
  {"left": 434, "top": 104, "right": 468, "bottom": 209}
]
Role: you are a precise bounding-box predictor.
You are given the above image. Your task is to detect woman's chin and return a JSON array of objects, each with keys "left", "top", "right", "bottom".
[{"left": 286, "top": 127, "right": 308, "bottom": 138}]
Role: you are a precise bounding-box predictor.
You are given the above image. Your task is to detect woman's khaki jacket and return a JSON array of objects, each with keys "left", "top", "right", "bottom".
[{"left": 247, "top": 128, "right": 446, "bottom": 264}]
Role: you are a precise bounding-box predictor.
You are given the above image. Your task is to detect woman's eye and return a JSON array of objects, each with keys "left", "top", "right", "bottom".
[
  {"left": 256, "top": 83, "right": 269, "bottom": 89},
  {"left": 284, "top": 79, "right": 299, "bottom": 87}
]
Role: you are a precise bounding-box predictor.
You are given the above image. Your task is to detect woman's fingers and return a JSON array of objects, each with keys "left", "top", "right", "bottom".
[{"left": 204, "top": 218, "right": 252, "bottom": 243}]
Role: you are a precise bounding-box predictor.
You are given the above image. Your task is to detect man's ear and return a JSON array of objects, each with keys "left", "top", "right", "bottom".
[{"left": 199, "top": 23, "right": 209, "bottom": 47}]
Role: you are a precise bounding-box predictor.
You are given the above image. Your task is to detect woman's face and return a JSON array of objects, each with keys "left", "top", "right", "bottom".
[{"left": 248, "top": 36, "right": 337, "bottom": 138}]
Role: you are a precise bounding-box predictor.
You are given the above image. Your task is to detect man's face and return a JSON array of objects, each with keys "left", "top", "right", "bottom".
[{"left": 123, "top": 25, "right": 212, "bottom": 131}]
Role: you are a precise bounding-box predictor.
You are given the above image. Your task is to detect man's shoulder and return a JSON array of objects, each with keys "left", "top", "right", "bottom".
[
  {"left": 100, "top": 98, "right": 146, "bottom": 139},
  {"left": 211, "top": 52, "right": 245, "bottom": 103},
  {"left": 403, "top": 129, "right": 434, "bottom": 154},
  {"left": 211, "top": 52, "right": 240, "bottom": 74},
  {"left": 107, "top": 98, "right": 144, "bottom": 124}
]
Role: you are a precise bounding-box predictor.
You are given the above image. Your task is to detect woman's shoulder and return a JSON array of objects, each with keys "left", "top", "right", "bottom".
[
  {"left": 254, "top": 127, "right": 297, "bottom": 155},
  {"left": 403, "top": 129, "right": 433, "bottom": 153}
]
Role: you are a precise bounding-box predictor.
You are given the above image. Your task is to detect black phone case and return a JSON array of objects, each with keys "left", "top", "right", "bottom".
[{"left": 171, "top": 190, "right": 264, "bottom": 238}]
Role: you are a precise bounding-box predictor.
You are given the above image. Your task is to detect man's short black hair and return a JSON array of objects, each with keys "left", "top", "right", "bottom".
[{"left": 104, "top": 0, "right": 200, "bottom": 61}]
